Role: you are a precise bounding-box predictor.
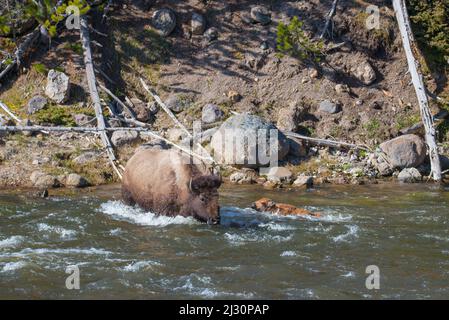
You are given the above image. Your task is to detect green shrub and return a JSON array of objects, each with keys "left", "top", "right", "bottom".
[
  {"left": 276, "top": 16, "right": 324, "bottom": 63},
  {"left": 35, "top": 105, "right": 76, "bottom": 126},
  {"left": 407, "top": 0, "right": 449, "bottom": 69},
  {"left": 32, "top": 63, "right": 49, "bottom": 75}
]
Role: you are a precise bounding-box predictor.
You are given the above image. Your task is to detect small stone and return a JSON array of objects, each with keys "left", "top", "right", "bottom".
[
  {"left": 30, "top": 171, "right": 59, "bottom": 188},
  {"left": 204, "top": 27, "right": 218, "bottom": 42},
  {"left": 111, "top": 131, "right": 140, "bottom": 147},
  {"left": 72, "top": 151, "right": 101, "bottom": 165},
  {"left": 266, "top": 167, "right": 293, "bottom": 183},
  {"left": 335, "top": 84, "right": 350, "bottom": 94},
  {"left": 191, "top": 12, "right": 206, "bottom": 35},
  {"left": 260, "top": 41, "right": 269, "bottom": 50},
  {"left": 65, "top": 173, "right": 89, "bottom": 188},
  {"left": 309, "top": 69, "right": 319, "bottom": 79},
  {"left": 202, "top": 104, "right": 224, "bottom": 124},
  {"left": 227, "top": 90, "right": 241, "bottom": 103},
  {"left": 45, "top": 70, "right": 70, "bottom": 103},
  {"left": 167, "top": 128, "right": 185, "bottom": 142},
  {"left": 250, "top": 6, "right": 271, "bottom": 25},
  {"left": 354, "top": 60, "right": 376, "bottom": 85},
  {"left": 27, "top": 95, "right": 47, "bottom": 114},
  {"left": 152, "top": 8, "right": 176, "bottom": 37},
  {"left": 229, "top": 170, "right": 256, "bottom": 184},
  {"left": 293, "top": 176, "right": 313, "bottom": 188},
  {"left": 129, "top": 98, "right": 150, "bottom": 122},
  {"left": 165, "top": 95, "right": 187, "bottom": 113},
  {"left": 398, "top": 167, "right": 422, "bottom": 183},
  {"left": 319, "top": 100, "right": 341, "bottom": 114}
]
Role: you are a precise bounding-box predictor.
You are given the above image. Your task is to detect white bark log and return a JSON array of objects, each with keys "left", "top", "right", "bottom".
[
  {"left": 393, "top": 0, "right": 442, "bottom": 181},
  {"left": 80, "top": 16, "right": 121, "bottom": 179}
]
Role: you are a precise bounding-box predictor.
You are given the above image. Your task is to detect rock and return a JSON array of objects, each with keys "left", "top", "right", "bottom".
[
  {"left": 277, "top": 101, "right": 306, "bottom": 132},
  {"left": 111, "top": 131, "right": 140, "bottom": 147},
  {"left": 191, "top": 12, "right": 206, "bottom": 35},
  {"left": 293, "top": 175, "right": 313, "bottom": 188},
  {"left": 148, "top": 101, "right": 160, "bottom": 115},
  {"left": 202, "top": 104, "right": 224, "bottom": 124},
  {"left": 440, "top": 155, "right": 449, "bottom": 170},
  {"left": 167, "top": 128, "right": 185, "bottom": 142},
  {"left": 309, "top": 69, "right": 319, "bottom": 79},
  {"left": 260, "top": 41, "right": 269, "bottom": 50},
  {"left": 319, "top": 100, "right": 341, "bottom": 114},
  {"left": 229, "top": 169, "right": 257, "bottom": 184},
  {"left": 335, "top": 84, "right": 350, "bottom": 94},
  {"left": 250, "top": 6, "right": 271, "bottom": 25},
  {"left": 263, "top": 180, "right": 280, "bottom": 189},
  {"left": 379, "top": 134, "right": 426, "bottom": 169},
  {"left": 65, "top": 173, "right": 89, "bottom": 188},
  {"left": 204, "top": 27, "right": 218, "bottom": 42},
  {"left": 227, "top": 90, "right": 241, "bottom": 103},
  {"left": 376, "top": 161, "right": 393, "bottom": 176},
  {"left": 353, "top": 60, "right": 376, "bottom": 85},
  {"left": 27, "top": 95, "right": 47, "bottom": 114},
  {"left": 45, "top": 70, "right": 70, "bottom": 103},
  {"left": 165, "top": 95, "right": 188, "bottom": 113},
  {"left": 30, "top": 171, "right": 58, "bottom": 188},
  {"left": 192, "top": 127, "right": 218, "bottom": 145},
  {"left": 72, "top": 151, "right": 101, "bottom": 165},
  {"left": 152, "top": 8, "right": 176, "bottom": 37},
  {"left": 267, "top": 167, "right": 293, "bottom": 183},
  {"left": 73, "top": 114, "right": 94, "bottom": 127},
  {"left": 129, "top": 98, "right": 150, "bottom": 122},
  {"left": 210, "top": 114, "right": 290, "bottom": 168},
  {"left": 398, "top": 167, "right": 422, "bottom": 183}
]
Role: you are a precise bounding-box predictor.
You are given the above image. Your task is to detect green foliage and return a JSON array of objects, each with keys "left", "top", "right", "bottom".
[
  {"left": 32, "top": 63, "right": 49, "bottom": 75},
  {"left": 363, "top": 119, "right": 381, "bottom": 139},
  {"left": 0, "top": 14, "right": 11, "bottom": 34},
  {"left": 276, "top": 16, "right": 324, "bottom": 63},
  {"left": 35, "top": 105, "right": 76, "bottom": 126},
  {"left": 407, "top": 0, "right": 449, "bottom": 68}
]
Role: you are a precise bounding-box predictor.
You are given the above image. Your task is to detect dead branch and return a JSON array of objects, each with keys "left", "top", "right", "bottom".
[
  {"left": 393, "top": 0, "right": 442, "bottom": 181},
  {"left": 285, "top": 131, "right": 369, "bottom": 151},
  {"left": 320, "top": 0, "right": 339, "bottom": 39},
  {"left": 80, "top": 15, "right": 122, "bottom": 179}
]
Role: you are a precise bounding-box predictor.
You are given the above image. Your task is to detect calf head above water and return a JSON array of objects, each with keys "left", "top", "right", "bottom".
[{"left": 188, "top": 175, "right": 222, "bottom": 225}]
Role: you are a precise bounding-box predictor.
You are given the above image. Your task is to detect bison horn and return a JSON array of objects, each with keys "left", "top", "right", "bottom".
[{"left": 189, "top": 178, "right": 193, "bottom": 192}]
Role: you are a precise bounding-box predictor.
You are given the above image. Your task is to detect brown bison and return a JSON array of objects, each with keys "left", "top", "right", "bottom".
[
  {"left": 122, "top": 148, "right": 222, "bottom": 224},
  {"left": 252, "top": 198, "right": 321, "bottom": 218}
]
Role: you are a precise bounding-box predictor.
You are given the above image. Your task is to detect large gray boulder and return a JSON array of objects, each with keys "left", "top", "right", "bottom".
[
  {"left": 66, "top": 173, "right": 89, "bottom": 188},
  {"left": 210, "top": 114, "right": 289, "bottom": 168},
  {"left": 45, "top": 70, "right": 70, "bottom": 103},
  {"left": 152, "top": 8, "right": 176, "bottom": 37},
  {"left": 379, "top": 134, "right": 426, "bottom": 169}
]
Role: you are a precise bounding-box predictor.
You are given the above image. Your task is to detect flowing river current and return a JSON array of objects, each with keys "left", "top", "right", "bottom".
[{"left": 1, "top": 183, "right": 449, "bottom": 299}]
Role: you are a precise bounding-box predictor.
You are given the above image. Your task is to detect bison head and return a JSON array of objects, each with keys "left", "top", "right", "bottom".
[{"left": 189, "top": 175, "right": 222, "bottom": 225}]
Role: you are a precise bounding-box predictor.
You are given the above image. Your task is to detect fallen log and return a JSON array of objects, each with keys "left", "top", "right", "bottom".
[
  {"left": 285, "top": 131, "right": 369, "bottom": 151},
  {"left": 80, "top": 15, "right": 121, "bottom": 179},
  {"left": 393, "top": 0, "right": 442, "bottom": 182},
  {"left": 0, "top": 125, "right": 213, "bottom": 163},
  {"left": 98, "top": 83, "right": 137, "bottom": 119}
]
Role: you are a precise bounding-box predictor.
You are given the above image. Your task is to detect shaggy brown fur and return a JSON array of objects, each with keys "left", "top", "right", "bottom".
[
  {"left": 122, "top": 149, "right": 221, "bottom": 224},
  {"left": 252, "top": 198, "right": 321, "bottom": 218}
]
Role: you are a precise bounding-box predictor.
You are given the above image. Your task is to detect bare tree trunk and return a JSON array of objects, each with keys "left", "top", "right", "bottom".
[
  {"left": 320, "top": 0, "right": 339, "bottom": 39},
  {"left": 393, "top": 0, "right": 442, "bottom": 182},
  {"left": 80, "top": 15, "right": 122, "bottom": 179}
]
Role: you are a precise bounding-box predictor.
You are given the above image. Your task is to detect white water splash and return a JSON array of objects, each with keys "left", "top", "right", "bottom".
[
  {"left": 1, "top": 247, "right": 112, "bottom": 259},
  {"left": 37, "top": 223, "right": 77, "bottom": 239},
  {"left": 280, "top": 251, "right": 297, "bottom": 257},
  {"left": 1, "top": 261, "right": 27, "bottom": 272},
  {"left": 224, "top": 232, "right": 293, "bottom": 246},
  {"left": 332, "top": 225, "right": 360, "bottom": 243},
  {"left": 99, "top": 201, "right": 197, "bottom": 227},
  {"left": 122, "top": 260, "right": 162, "bottom": 272},
  {"left": 0, "top": 236, "right": 25, "bottom": 248}
]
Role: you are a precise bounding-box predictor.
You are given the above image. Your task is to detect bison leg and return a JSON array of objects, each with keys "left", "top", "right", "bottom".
[{"left": 121, "top": 186, "right": 136, "bottom": 206}]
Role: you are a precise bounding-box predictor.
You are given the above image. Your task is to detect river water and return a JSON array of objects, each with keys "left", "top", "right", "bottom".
[{"left": 1, "top": 183, "right": 449, "bottom": 299}]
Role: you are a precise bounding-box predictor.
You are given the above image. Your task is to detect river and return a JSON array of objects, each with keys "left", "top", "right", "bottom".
[{"left": 1, "top": 183, "right": 449, "bottom": 299}]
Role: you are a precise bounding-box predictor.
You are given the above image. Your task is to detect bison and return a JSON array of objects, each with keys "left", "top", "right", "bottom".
[{"left": 122, "top": 148, "right": 222, "bottom": 224}]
